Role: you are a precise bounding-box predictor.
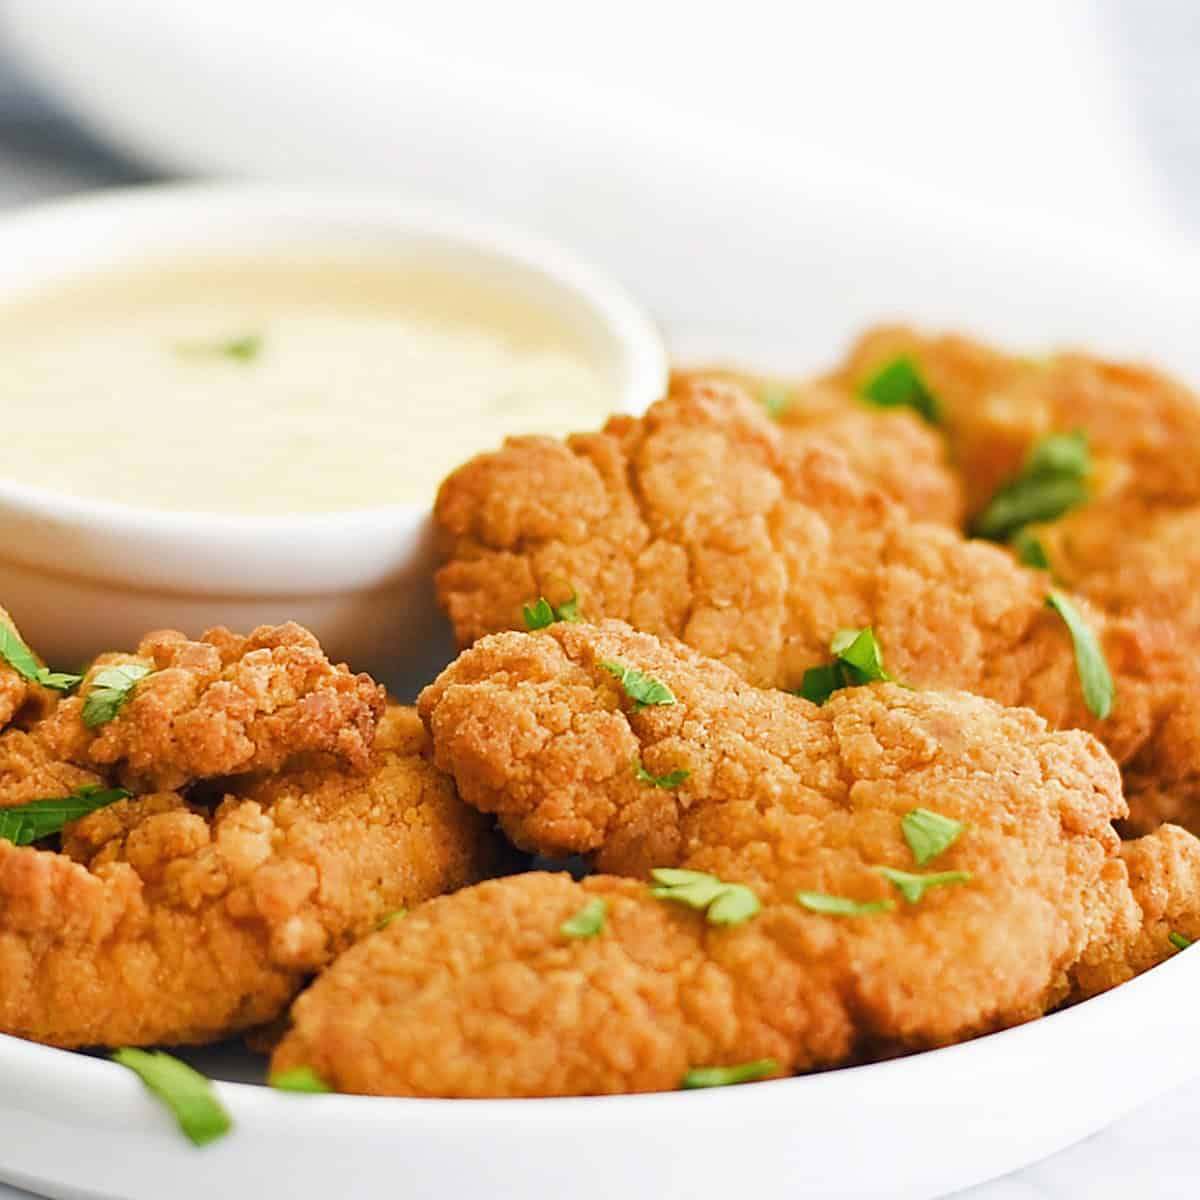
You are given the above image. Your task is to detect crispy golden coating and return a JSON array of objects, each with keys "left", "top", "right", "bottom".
[
  {"left": 1036, "top": 502, "right": 1200, "bottom": 641},
  {"left": 0, "top": 606, "right": 55, "bottom": 733},
  {"left": 36, "top": 623, "right": 385, "bottom": 791},
  {"left": 0, "top": 728, "right": 103, "bottom": 809},
  {"left": 669, "top": 370, "right": 963, "bottom": 526},
  {"left": 0, "top": 707, "right": 497, "bottom": 1048},
  {"left": 1071, "top": 825, "right": 1200, "bottom": 997},
  {"left": 834, "top": 325, "right": 1200, "bottom": 520},
  {"left": 276, "top": 621, "right": 1142, "bottom": 1097},
  {"left": 434, "top": 379, "right": 1200, "bottom": 833}
]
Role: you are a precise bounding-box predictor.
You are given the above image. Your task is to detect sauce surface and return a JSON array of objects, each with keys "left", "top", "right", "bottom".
[{"left": 0, "top": 257, "right": 618, "bottom": 514}]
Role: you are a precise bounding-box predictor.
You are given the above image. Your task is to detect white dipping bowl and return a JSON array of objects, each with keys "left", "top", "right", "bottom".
[{"left": 0, "top": 183, "right": 668, "bottom": 684}]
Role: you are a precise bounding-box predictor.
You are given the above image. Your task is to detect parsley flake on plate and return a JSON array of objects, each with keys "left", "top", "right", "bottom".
[
  {"left": 522, "top": 591, "right": 581, "bottom": 630},
  {"left": 634, "top": 759, "right": 689, "bottom": 789},
  {"left": 81, "top": 662, "right": 152, "bottom": 728},
  {"left": 270, "top": 1066, "right": 332, "bottom": 1094},
  {"left": 0, "top": 785, "right": 130, "bottom": 846},
  {"left": 760, "top": 384, "right": 791, "bottom": 419},
  {"left": 796, "top": 891, "right": 895, "bottom": 917},
  {"left": 681, "top": 1059, "right": 779, "bottom": 1089},
  {"left": 0, "top": 622, "right": 81, "bottom": 692},
  {"left": 859, "top": 357, "right": 940, "bottom": 425},
  {"left": 650, "top": 868, "right": 760, "bottom": 926},
  {"left": 876, "top": 866, "right": 972, "bottom": 904},
  {"left": 797, "top": 627, "right": 894, "bottom": 705},
  {"left": 560, "top": 896, "right": 607, "bottom": 940},
  {"left": 175, "top": 332, "right": 264, "bottom": 363},
  {"left": 1045, "top": 589, "right": 1115, "bottom": 720},
  {"left": 113, "top": 1049, "right": 232, "bottom": 1147},
  {"left": 600, "top": 660, "right": 676, "bottom": 710},
  {"left": 972, "top": 431, "right": 1090, "bottom": 543},
  {"left": 1169, "top": 931, "right": 1192, "bottom": 952},
  {"left": 901, "top": 808, "right": 964, "bottom": 866}
]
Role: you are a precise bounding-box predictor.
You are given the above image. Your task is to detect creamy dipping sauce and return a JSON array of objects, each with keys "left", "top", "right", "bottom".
[{"left": 0, "top": 257, "right": 619, "bottom": 513}]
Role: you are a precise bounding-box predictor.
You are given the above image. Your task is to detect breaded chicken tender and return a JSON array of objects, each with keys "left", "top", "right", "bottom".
[
  {"left": 669, "top": 370, "right": 963, "bottom": 526},
  {"left": 36, "top": 622, "right": 385, "bottom": 791},
  {"left": 0, "top": 707, "right": 496, "bottom": 1048},
  {"left": 434, "top": 379, "right": 1200, "bottom": 833},
  {"left": 274, "top": 621, "right": 1189, "bottom": 1098},
  {"left": 834, "top": 325, "right": 1200, "bottom": 521}
]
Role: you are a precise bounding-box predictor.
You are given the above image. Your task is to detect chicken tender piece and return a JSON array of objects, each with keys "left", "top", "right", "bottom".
[
  {"left": 274, "top": 622, "right": 1143, "bottom": 1097},
  {"left": 0, "top": 707, "right": 496, "bottom": 1048},
  {"left": 669, "top": 369, "right": 963, "bottom": 526},
  {"left": 36, "top": 622, "right": 385, "bottom": 791},
  {"left": 834, "top": 325, "right": 1200, "bottom": 520},
  {"left": 434, "top": 379, "right": 1200, "bottom": 833}
]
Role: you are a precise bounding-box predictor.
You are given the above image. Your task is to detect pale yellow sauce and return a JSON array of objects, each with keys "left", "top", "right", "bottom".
[{"left": 0, "top": 256, "right": 618, "bottom": 513}]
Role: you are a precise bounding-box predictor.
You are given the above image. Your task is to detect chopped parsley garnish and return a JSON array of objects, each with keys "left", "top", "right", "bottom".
[
  {"left": 797, "top": 627, "right": 894, "bottom": 705},
  {"left": 0, "top": 623, "right": 81, "bottom": 692},
  {"left": 860, "top": 357, "right": 940, "bottom": 425},
  {"left": 901, "top": 808, "right": 964, "bottom": 867},
  {"left": 1012, "top": 530, "right": 1051, "bottom": 570},
  {"left": 522, "top": 592, "right": 581, "bottom": 630},
  {"left": 796, "top": 891, "right": 895, "bottom": 917},
  {"left": 112, "top": 1049, "right": 232, "bottom": 1147},
  {"left": 650, "top": 868, "right": 761, "bottom": 926},
  {"left": 377, "top": 908, "right": 407, "bottom": 930},
  {"left": 681, "top": 1059, "right": 778, "bottom": 1089},
  {"left": 270, "top": 1066, "right": 332, "bottom": 1094},
  {"left": 760, "top": 384, "right": 790, "bottom": 419},
  {"left": 81, "top": 663, "right": 151, "bottom": 728},
  {"left": 175, "top": 332, "right": 264, "bottom": 363},
  {"left": 972, "top": 431, "right": 1090, "bottom": 543},
  {"left": 634, "top": 759, "right": 690, "bottom": 789},
  {"left": 876, "top": 866, "right": 971, "bottom": 904},
  {"left": 600, "top": 660, "right": 676, "bottom": 710},
  {"left": 560, "top": 897, "right": 607, "bottom": 939},
  {"left": 1045, "top": 590, "right": 1114, "bottom": 720},
  {"left": 0, "top": 785, "right": 130, "bottom": 846},
  {"left": 1169, "top": 931, "right": 1192, "bottom": 952}
]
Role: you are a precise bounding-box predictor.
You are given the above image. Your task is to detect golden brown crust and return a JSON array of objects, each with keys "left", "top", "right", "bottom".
[
  {"left": 0, "top": 606, "right": 54, "bottom": 733},
  {"left": 36, "top": 622, "right": 386, "bottom": 791},
  {"left": 433, "top": 378, "right": 1200, "bottom": 834},
  {"left": 278, "top": 622, "right": 1134, "bottom": 1097},
  {"left": 669, "top": 369, "right": 964, "bottom": 527},
  {"left": 0, "top": 706, "right": 497, "bottom": 1048},
  {"left": 1071, "top": 825, "right": 1200, "bottom": 997}
]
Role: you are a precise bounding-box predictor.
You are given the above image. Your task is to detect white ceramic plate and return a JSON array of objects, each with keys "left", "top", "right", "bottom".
[{"left": 3, "top": 951, "right": 1200, "bottom": 1200}]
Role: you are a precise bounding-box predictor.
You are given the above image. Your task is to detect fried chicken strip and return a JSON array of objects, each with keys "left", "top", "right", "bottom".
[
  {"left": 274, "top": 621, "right": 1173, "bottom": 1097},
  {"left": 833, "top": 325, "right": 1200, "bottom": 521},
  {"left": 35, "top": 622, "right": 385, "bottom": 791},
  {"left": 0, "top": 707, "right": 497, "bottom": 1048},
  {"left": 434, "top": 379, "right": 1200, "bottom": 833}
]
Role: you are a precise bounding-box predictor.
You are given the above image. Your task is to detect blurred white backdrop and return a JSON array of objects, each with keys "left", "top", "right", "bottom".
[{"left": 0, "top": 0, "right": 1178, "bottom": 240}]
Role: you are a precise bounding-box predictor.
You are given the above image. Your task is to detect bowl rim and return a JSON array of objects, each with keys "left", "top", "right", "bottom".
[{"left": 0, "top": 179, "right": 668, "bottom": 541}]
